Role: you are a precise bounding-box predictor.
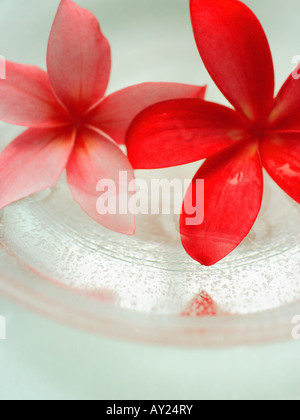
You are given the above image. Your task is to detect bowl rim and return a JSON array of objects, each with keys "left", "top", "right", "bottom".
[{"left": 0, "top": 242, "right": 298, "bottom": 348}]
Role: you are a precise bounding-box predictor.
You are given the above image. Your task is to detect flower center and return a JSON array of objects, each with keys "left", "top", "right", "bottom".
[
  {"left": 248, "top": 122, "right": 266, "bottom": 140},
  {"left": 68, "top": 111, "right": 90, "bottom": 130}
]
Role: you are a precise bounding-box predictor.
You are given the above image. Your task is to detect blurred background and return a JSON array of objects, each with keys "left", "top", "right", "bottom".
[{"left": 0, "top": 0, "right": 299, "bottom": 400}]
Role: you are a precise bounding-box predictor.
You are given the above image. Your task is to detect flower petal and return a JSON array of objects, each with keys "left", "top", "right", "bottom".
[
  {"left": 88, "top": 82, "right": 206, "bottom": 145},
  {"left": 260, "top": 132, "right": 300, "bottom": 204},
  {"left": 268, "top": 74, "right": 300, "bottom": 130},
  {"left": 47, "top": 0, "right": 111, "bottom": 115},
  {"left": 126, "top": 98, "right": 247, "bottom": 169},
  {"left": 66, "top": 128, "right": 135, "bottom": 235},
  {"left": 190, "top": 0, "right": 274, "bottom": 122},
  {"left": 180, "top": 141, "right": 263, "bottom": 266},
  {"left": 0, "top": 62, "right": 69, "bottom": 127},
  {"left": 181, "top": 291, "right": 218, "bottom": 317},
  {"left": 0, "top": 127, "right": 75, "bottom": 210}
]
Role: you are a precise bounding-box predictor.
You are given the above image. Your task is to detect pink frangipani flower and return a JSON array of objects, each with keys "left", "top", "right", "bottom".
[
  {"left": 0, "top": 0, "right": 206, "bottom": 235},
  {"left": 126, "top": 0, "right": 300, "bottom": 263}
]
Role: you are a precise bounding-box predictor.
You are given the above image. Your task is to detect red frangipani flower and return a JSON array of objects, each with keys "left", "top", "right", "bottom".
[
  {"left": 0, "top": 0, "right": 206, "bottom": 235},
  {"left": 127, "top": 0, "right": 300, "bottom": 265}
]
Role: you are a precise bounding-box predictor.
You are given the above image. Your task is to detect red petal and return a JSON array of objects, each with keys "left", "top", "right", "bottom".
[
  {"left": 47, "top": 0, "right": 111, "bottom": 115},
  {"left": 181, "top": 291, "right": 218, "bottom": 317},
  {"left": 126, "top": 99, "right": 247, "bottom": 169},
  {"left": 0, "top": 62, "right": 69, "bottom": 127},
  {"left": 190, "top": 0, "right": 274, "bottom": 122},
  {"left": 260, "top": 132, "right": 300, "bottom": 204},
  {"left": 88, "top": 82, "right": 206, "bottom": 145},
  {"left": 268, "top": 74, "right": 300, "bottom": 130},
  {"left": 66, "top": 128, "right": 135, "bottom": 235},
  {"left": 180, "top": 141, "right": 263, "bottom": 266},
  {"left": 0, "top": 127, "right": 75, "bottom": 209}
]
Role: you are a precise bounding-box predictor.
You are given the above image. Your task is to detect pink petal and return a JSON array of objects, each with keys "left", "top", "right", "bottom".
[
  {"left": 0, "top": 62, "right": 69, "bottom": 127},
  {"left": 260, "top": 132, "right": 300, "bottom": 204},
  {"left": 0, "top": 127, "right": 75, "bottom": 210},
  {"left": 126, "top": 98, "right": 247, "bottom": 169},
  {"left": 268, "top": 74, "right": 300, "bottom": 130},
  {"left": 66, "top": 128, "right": 135, "bottom": 235},
  {"left": 47, "top": 0, "right": 111, "bottom": 116},
  {"left": 88, "top": 82, "right": 207, "bottom": 145},
  {"left": 190, "top": 0, "right": 274, "bottom": 123},
  {"left": 180, "top": 141, "right": 263, "bottom": 266},
  {"left": 181, "top": 291, "right": 218, "bottom": 317}
]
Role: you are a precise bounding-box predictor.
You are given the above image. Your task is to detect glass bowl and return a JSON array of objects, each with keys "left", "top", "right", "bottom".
[{"left": 0, "top": 0, "right": 299, "bottom": 347}]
